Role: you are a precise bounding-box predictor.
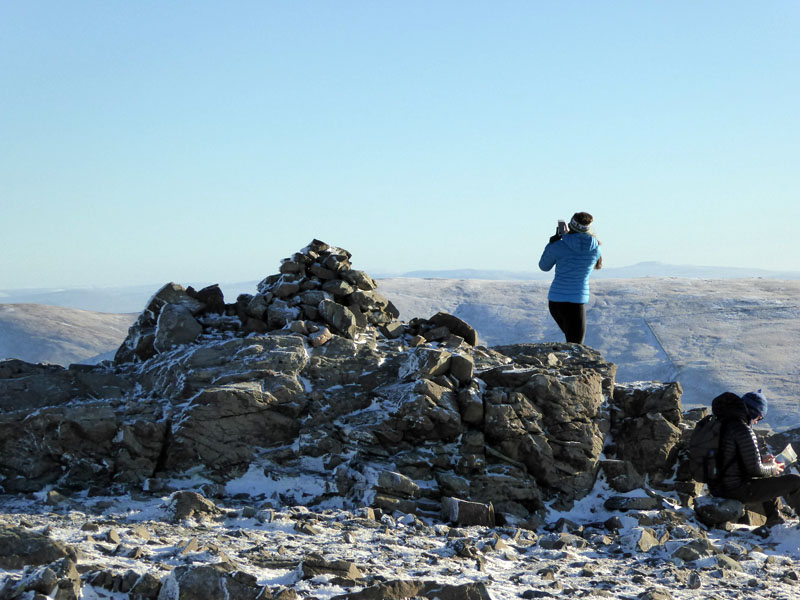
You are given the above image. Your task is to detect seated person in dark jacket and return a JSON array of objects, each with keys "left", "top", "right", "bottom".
[{"left": 709, "top": 391, "right": 800, "bottom": 525}]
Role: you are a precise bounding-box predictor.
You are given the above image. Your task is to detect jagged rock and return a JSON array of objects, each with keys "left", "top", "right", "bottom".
[
  {"left": 167, "top": 491, "right": 223, "bottom": 522},
  {"left": 340, "top": 269, "right": 377, "bottom": 291},
  {"left": 6, "top": 557, "right": 81, "bottom": 600},
  {"left": 0, "top": 398, "right": 163, "bottom": 492},
  {"left": 319, "top": 299, "right": 358, "bottom": 339},
  {"left": 490, "top": 343, "right": 617, "bottom": 391},
  {"left": 245, "top": 293, "right": 270, "bottom": 320},
  {"left": 115, "top": 282, "right": 205, "bottom": 363},
  {"left": 322, "top": 279, "right": 355, "bottom": 297},
  {"left": 267, "top": 299, "right": 300, "bottom": 329},
  {"left": 309, "top": 325, "right": 333, "bottom": 347},
  {"left": 154, "top": 303, "right": 203, "bottom": 352},
  {"left": 399, "top": 347, "right": 452, "bottom": 381},
  {"left": 611, "top": 382, "right": 684, "bottom": 481},
  {"left": 457, "top": 384, "right": 484, "bottom": 425},
  {"left": 0, "top": 526, "right": 77, "bottom": 570},
  {"left": 157, "top": 565, "right": 263, "bottom": 600},
  {"left": 379, "top": 321, "right": 405, "bottom": 339},
  {"left": 330, "top": 580, "right": 493, "bottom": 600},
  {"left": 638, "top": 589, "right": 672, "bottom": 600},
  {"left": 604, "top": 496, "right": 661, "bottom": 512},
  {"left": 449, "top": 352, "right": 475, "bottom": 385},
  {"left": 441, "top": 497, "right": 495, "bottom": 527},
  {"left": 0, "top": 360, "right": 132, "bottom": 412},
  {"left": 129, "top": 572, "right": 162, "bottom": 599},
  {"left": 621, "top": 528, "right": 662, "bottom": 552},
  {"left": 189, "top": 283, "right": 225, "bottom": 314},
  {"left": 672, "top": 539, "right": 715, "bottom": 562},
  {"left": 482, "top": 370, "right": 606, "bottom": 503},
  {"left": 164, "top": 382, "right": 301, "bottom": 472},
  {"left": 300, "top": 554, "right": 364, "bottom": 580},
  {"left": 272, "top": 275, "right": 302, "bottom": 298},
  {"left": 378, "top": 471, "right": 421, "bottom": 499},
  {"left": 600, "top": 459, "right": 646, "bottom": 493},
  {"left": 428, "top": 312, "right": 479, "bottom": 346},
  {"left": 694, "top": 497, "right": 745, "bottom": 527},
  {"left": 538, "top": 532, "right": 588, "bottom": 550},
  {"left": 614, "top": 382, "right": 683, "bottom": 424}
]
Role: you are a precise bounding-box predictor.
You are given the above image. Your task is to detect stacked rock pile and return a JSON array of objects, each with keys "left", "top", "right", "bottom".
[
  {"left": 114, "top": 240, "right": 479, "bottom": 365},
  {"left": 243, "top": 239, "right": 399, "bottom": 343}
]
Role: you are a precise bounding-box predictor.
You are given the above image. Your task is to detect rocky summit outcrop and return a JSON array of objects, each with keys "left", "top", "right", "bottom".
[{"left": 0, "top": 240, "right": 790, "bottom": 527}]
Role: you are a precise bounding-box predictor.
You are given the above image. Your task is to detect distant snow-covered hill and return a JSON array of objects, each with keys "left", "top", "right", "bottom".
[
  {"left": 0, "top": 304, "right": 136, "bottom": 366},
  {"left": 394, "top": 262, "right": 800, "bottom": 280}
]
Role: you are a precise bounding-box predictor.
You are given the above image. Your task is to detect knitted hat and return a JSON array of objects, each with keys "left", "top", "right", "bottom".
[
  {"left": 568, "top": 216, "right": 591, "bottom": 233},
  {"left": 742, "top": 390, "right": 767, "bottom": 420},
  {"left": 569, "top": 212, "right": 593, "bottom": 233}
]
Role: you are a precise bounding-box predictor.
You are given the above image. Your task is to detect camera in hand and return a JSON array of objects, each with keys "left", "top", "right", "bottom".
[{"left": 557, "top": 220, "right": 568, "bottom": 235}]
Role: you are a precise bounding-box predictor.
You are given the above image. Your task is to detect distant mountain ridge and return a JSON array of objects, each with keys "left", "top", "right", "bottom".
[
  {"left": 2, "top": 262, "right": 799, "bottom": 315},
  {"left": 396, "top": 261, "right": 800, "bottom": 281}
]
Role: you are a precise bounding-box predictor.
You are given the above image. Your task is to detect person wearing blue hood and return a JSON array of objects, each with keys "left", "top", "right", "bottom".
[
  {"left": 538, "top": 212, "right": 602, "bottom": 344},
  {"left": 709, "top": 390, "right": 800, "bottom": 526}
]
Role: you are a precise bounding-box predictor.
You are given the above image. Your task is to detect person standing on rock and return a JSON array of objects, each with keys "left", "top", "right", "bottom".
[
  {"left": 708, "top": 391, "right": 800, "bottom": 526},
  {"left": 538, "top": 212, "right": 602, "bottom": 344}
]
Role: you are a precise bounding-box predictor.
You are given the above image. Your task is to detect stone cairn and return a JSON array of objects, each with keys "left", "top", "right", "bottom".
[{"left": 115, "top": 239, "right": 477, "bottom": 365}]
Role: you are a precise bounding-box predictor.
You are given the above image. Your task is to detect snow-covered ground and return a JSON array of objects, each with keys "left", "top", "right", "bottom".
[{"left": 4, "top": 471, "right": 800, "bottom": 599}]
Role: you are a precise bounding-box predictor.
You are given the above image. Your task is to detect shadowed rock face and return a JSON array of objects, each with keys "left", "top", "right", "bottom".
[{"left": 0, "top": 240, "right": 724, "bottom": 522}]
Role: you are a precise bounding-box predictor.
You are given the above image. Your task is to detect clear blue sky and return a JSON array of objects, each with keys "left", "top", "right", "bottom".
[{"left": 2, "top": 2, "right": 798, "bottom": 289}]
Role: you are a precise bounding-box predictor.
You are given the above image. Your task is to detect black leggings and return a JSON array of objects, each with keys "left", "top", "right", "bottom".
[
  {"left": 718, "top": 474, "right": 800, "bottom": 517},
  {"left": 548, "top": 301, "right": 586, "bottom": 344}
]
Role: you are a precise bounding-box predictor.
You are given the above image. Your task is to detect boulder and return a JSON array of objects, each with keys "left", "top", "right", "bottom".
[
  {"left": 0, "top": 399, "right": 163, "bottom": 492},
  {"left": 377, "top": 471, "right": 421, "bottom": 499},
  {"left": 318, "top": 299, "right": 358, "bottom": 339},
  {"left": 167, "top": 491, "right": 223, "bottom": 522},
  {"left": 600, "top": 459, "right": 646, "bottom": 493},
  {"left": 441, "top": 497, "right": 496, "bottom": 527},
  {"left": 429, "top": 312, "right": 478, "bottom": 346},
  {"left": 189, "top": 283, "right": 225, "bottom": 313},
  {"left": 330, "top": 580, "right": 493, "bottom": 600},
  {"left": 0, "top": 526, "right": 77, "bottom": 570},
  {"left": 115, "top": 283, "right": 205, "bottom": 363},
  {"left": 694, "top": 496, "right": 745, "bottom": 527},
  {"left": 449, "top": 353, "right": 475, "bottom": 385},
  {"left": 154, "top": 304, "right": 202, "bottom": 352},
  {"left": 300, "top": 555, "right": 364, "bottom": 580},
  {"left": 604, "top": 496, "right": 662, "bottom": 512},
  {"left": 611, "top": 382, "right": 684, "bottom": 480},
  {"left": 164, "top": 382, "right": 302, "bottom": 472},
  {"left": 158, "top": 565, "right": 262, "bottom": 600},
  {"left": 399, "top": 348, "right": 452, "bottom": 381},
  {"left": 0, "top": 360, "right": 132, "bottom": 412}
]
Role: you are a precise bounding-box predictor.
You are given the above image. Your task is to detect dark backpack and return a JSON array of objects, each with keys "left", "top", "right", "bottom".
[{"left": 688, "top": 392, "right": 745, "bottom": 483}]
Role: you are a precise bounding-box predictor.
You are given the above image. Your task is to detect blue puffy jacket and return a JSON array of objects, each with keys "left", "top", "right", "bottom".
[{"left": 538, "top": 233, "right": 601, "bottom": 303}]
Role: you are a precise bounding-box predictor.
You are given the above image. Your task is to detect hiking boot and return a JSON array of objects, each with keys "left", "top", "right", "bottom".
[{"left": 752, "top": 525, "right": 771, "bottom": 538}]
